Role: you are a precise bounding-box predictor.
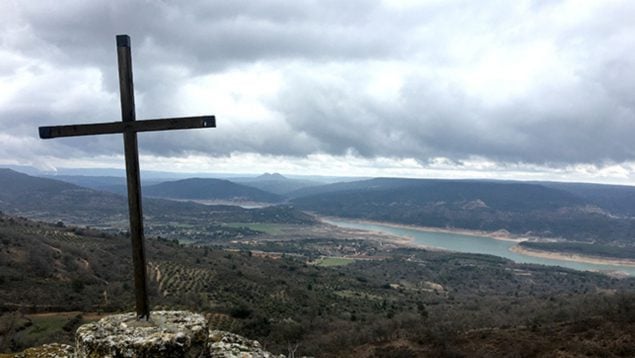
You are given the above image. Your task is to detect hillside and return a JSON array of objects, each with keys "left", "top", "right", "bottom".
[
  {"left": 231, "top": 172, "right": 320, "bottom": 195},
  {"left": 41, "top": 175, "right": 126, "bottom": 190},
  {"left": 540, "top": 181, "right": 635, "bottom": 217},
  {"left": 292, "top": 178, "right": 585, "bottom": 211},
  {"left": 0, "top": 168, "right": 131, "bottom": 222},
  {"left": 143, "top": 177, "right": 283, "bottom": 203},
  {"left": 7, "top": 167, "right": 635, "bottom": 257},
  {"left": 40, "top": 175, "right": 165, "bottom": 194},
  {"left": 0, "top": 168, "right": 79, "bottom": 201},
  {"left": 291, "top": 178, "right": 635, "bottom": 247},
  {"left": 0, "top": 168, "right": 226, "bottom": 225},
  {"left": 0, "top": 214, "right": 634, "bottom": 356},
  {"left": 0, "top": 169, "right": 314, "bottom": 233},
  {"left": 286, "top": 177, "right": 408, "bottom": 198}
]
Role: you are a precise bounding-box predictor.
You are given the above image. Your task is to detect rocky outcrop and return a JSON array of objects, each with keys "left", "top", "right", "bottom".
[
  {"left": 6, "top": 311, "right": 284, "bottom": 358},
  {"left": 9, "top": 343, "right": 74, "bottom": 358},
  {"left": 208, "top": 330, "right": 283, "bottom": 358},
  {"left": 75, "top": 311, "right": 208, "bottom": 357},
  {"left": 6, "top": 311, "right": 283, "bottom": 358}
]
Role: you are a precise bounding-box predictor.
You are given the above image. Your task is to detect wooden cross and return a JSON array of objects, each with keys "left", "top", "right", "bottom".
[{"left": 38, "top": 35, "right": 215, "bottom": 320}]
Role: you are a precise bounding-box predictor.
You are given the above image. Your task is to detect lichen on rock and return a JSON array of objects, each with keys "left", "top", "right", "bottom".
[
  {"left": 8, "top": 312, "right": 285, "bottom": 358},
  {"left": 10, "top": 343, "right": 74, "bottom": 358},
  {"left": 208, "top": 330, "right": 284, "bottom": 358},
  {"left": 75, "top": 311, "right": 208, "bottom": 358}
]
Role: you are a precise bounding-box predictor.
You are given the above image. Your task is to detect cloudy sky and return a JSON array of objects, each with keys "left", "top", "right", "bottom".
[{"left": 1, "top": 0, "right": 635, "bottom": 183}]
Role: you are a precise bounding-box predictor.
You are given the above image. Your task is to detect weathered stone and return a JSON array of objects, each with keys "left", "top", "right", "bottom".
[
  {"left": 10, "top": 343, "right": 74, "bottom": 358},
  {"left": 10, "top": 313, "right": 285, "bottom": 358},
  {"left": 75, "top": 311, "right": 208, "bottom": 358},
  {"left": 208, "top": 331, "right": 284, "bottom": 358}
]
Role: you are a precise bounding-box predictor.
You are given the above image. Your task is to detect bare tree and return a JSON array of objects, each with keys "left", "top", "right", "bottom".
[{"left": 287, "top": 342, "right": 299, "bottom": 358}]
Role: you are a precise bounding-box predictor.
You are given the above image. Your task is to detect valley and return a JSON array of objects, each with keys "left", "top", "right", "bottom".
[
  {"left": 3, "top": 167, "right": 635, "bottom": 270},
  {"left": 1, "top": 167, "right": 635, "bottom": 356},
  {"left": 4, "top": 4, "right": 635, "bottom": 357},
  {"left": 322, "top": 217, "right": 635, "bottom": 276},
  {"left": 1, "top": 212, "right": 634, "bottom": 357}
]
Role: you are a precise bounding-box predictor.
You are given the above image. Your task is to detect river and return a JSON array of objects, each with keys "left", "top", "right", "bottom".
[{"left": 324, "top": 218, "right": 635, "bottom": 276}]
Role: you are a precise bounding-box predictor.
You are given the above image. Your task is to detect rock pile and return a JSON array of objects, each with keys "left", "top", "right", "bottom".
[
  {"left": 208, "top": 330, "right": 283, "bottom": 358},
  {"left": 10, "top": 343, "right": 74, "bottom": 358},
  {"left": 74, "top": 311, "right": 284, "bottom": 358},
  {"left": 6, "top": 311, "right": 286, "bottom": 357},
  {"left": 75, "top": 311, "right": 208, "bottom": 357}
]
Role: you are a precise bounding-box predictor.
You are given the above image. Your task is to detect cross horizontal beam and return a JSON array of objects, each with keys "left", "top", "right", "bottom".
[{"left": 39, "top": 115, "right": 215, "bottom": 139}]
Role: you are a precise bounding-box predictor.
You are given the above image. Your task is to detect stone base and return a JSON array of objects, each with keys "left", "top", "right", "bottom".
[
  {"left": 75, "top": 311, "right": 208, "bottom": 358},
  {"left": 11, "top": 343, "right": 74, "bottom": 357},
  {"left": 208, "top": 330, "right": 283, "bottom": 358}
]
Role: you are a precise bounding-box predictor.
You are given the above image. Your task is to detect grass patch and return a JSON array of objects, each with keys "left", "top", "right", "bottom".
[
  {"left": 223, "top": 223, "right": 288, "bottom": 235},
  {"left": 335, "top": 290, "right": 383, "bottom": 300},
  {"left": 4, "top": 312, "right": 90, "bottom": 350},
  {"left": 314, "top": 257, "right": 355, "bottom": 267},
  {"left": 26, "top": 316, "right": 68, "bottom": 336}
]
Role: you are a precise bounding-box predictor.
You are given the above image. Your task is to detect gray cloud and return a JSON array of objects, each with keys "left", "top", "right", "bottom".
[
  {"left": 2, "top": 0, "right": 635, "bottom": 173},
  {"left": 276, "top": 67, "right": 635, "bottom": 165}
]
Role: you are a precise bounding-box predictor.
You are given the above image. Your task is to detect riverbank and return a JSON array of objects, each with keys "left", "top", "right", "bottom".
[
  {"left": 510, "top": 245, "right": 635, "bottom": 268},
  {"left": 321, "top": 221, "right": 423, "bottom": 248},
  {"left": 322, "top": 216, "right": 635, "bottom": 269},
  {"left": 321, "top": 216, "right": 525, "bottom": 243}
]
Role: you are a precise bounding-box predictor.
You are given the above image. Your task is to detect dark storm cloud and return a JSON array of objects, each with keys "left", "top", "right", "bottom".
[
  {"left": 9, "top": 1, "right": 396, "bottom": 73},
  {"left": 2, "top": 0, "right": 635, "bottom": 170},
  {"left": 277, "top": 67, "right": 635, "bottom": 166}
]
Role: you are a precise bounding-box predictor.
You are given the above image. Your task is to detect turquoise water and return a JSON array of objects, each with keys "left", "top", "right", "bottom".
[{"left": 324, "top": 218, "right": 635, "bottom": 276}]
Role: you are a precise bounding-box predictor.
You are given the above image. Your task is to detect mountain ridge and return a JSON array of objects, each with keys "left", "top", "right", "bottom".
[
  {"left": 289, "top": 177, "right": 635, "bottom": 246},
  {"left": 0, "top": 169, "right": 315, "bottom": 230},
  {"left": 143, "top": 177, "right": 283, "bottom": 203},
  {"left": 231, "top": 173, "right": 321, "bottom": 195}
]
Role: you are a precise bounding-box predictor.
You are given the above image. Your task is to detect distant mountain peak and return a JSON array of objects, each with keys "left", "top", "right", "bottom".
[{"left": 256, "top": 172, "right": 286, "bottom": 180}]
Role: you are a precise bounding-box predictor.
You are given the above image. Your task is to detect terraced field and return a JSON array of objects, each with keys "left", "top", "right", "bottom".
[{"left": 149, "top": 261, "right": 216, "bottom": 298}]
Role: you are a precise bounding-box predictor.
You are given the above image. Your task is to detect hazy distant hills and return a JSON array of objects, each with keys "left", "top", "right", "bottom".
[
  {"left": 0, "top": 168, "right": 125, "bottom": 219},
  {"left": 290, "top": 177, "right": 635, "bottom": 245},
  {"left": 291, "top": 178, "right": 585, "bottom": 211},
  {"left": 231, "top": 172, "right": 320, "bottom": 195},
  {"left": 41, "top": 174, "right": 126, "bottom": 189},
  {"left": 286, "top": 177, "right": 413, "bottom": 198},
  {"left": 41, "top": 175, "right": 165, "bottom": 193},
  {"left": 0, "top": 169, "right": 215, "bottom": 224},
  {"left": 0, "top": 169, "right": 314, "bottom": 227},
  {"left": 4, "top": 167, "right": 635, "bottom": 247},
  {"left": 289, "top": 178, "right": 635, "bottom": 227},
  {"left": 538, "top": 181, "right": 635, "bottom": 217},
  {"left": 143, "top": 177, "right": 283, "bottom": 203},
  {"left": 43, "top": 172, "right": 314, "bottom": 200},
  {"left": 0, "top": 168, "right": 79, "bottom": 200}
]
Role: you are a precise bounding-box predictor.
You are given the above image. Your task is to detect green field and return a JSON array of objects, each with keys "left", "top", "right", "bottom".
[
  {"left": 223, "top": 222, "right": 290, "bottom": 235},
  {"left": 1, "top": 312, "right": 93, "bottom": 352},
  {"left": 314, "top": 256, "right": 355, "bottom": 267}
]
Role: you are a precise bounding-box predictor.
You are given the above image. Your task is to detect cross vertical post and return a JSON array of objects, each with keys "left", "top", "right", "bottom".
[
  {"left": 38, "top": 35, "right": 215, "bottom": 321},
  {"left": 116, "top": 35, "right": 149, "bottom": 320}
]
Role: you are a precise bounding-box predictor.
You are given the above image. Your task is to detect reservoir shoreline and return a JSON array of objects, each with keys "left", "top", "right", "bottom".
[
  {"left": 510, "top": 245, "right": 635, "bottom": 268},
  {"left": 320, "top": 216, "right": 525, "bottom": 243},
  {"left": 321, "top": 216, "right": 635, "bottom": 271}
]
